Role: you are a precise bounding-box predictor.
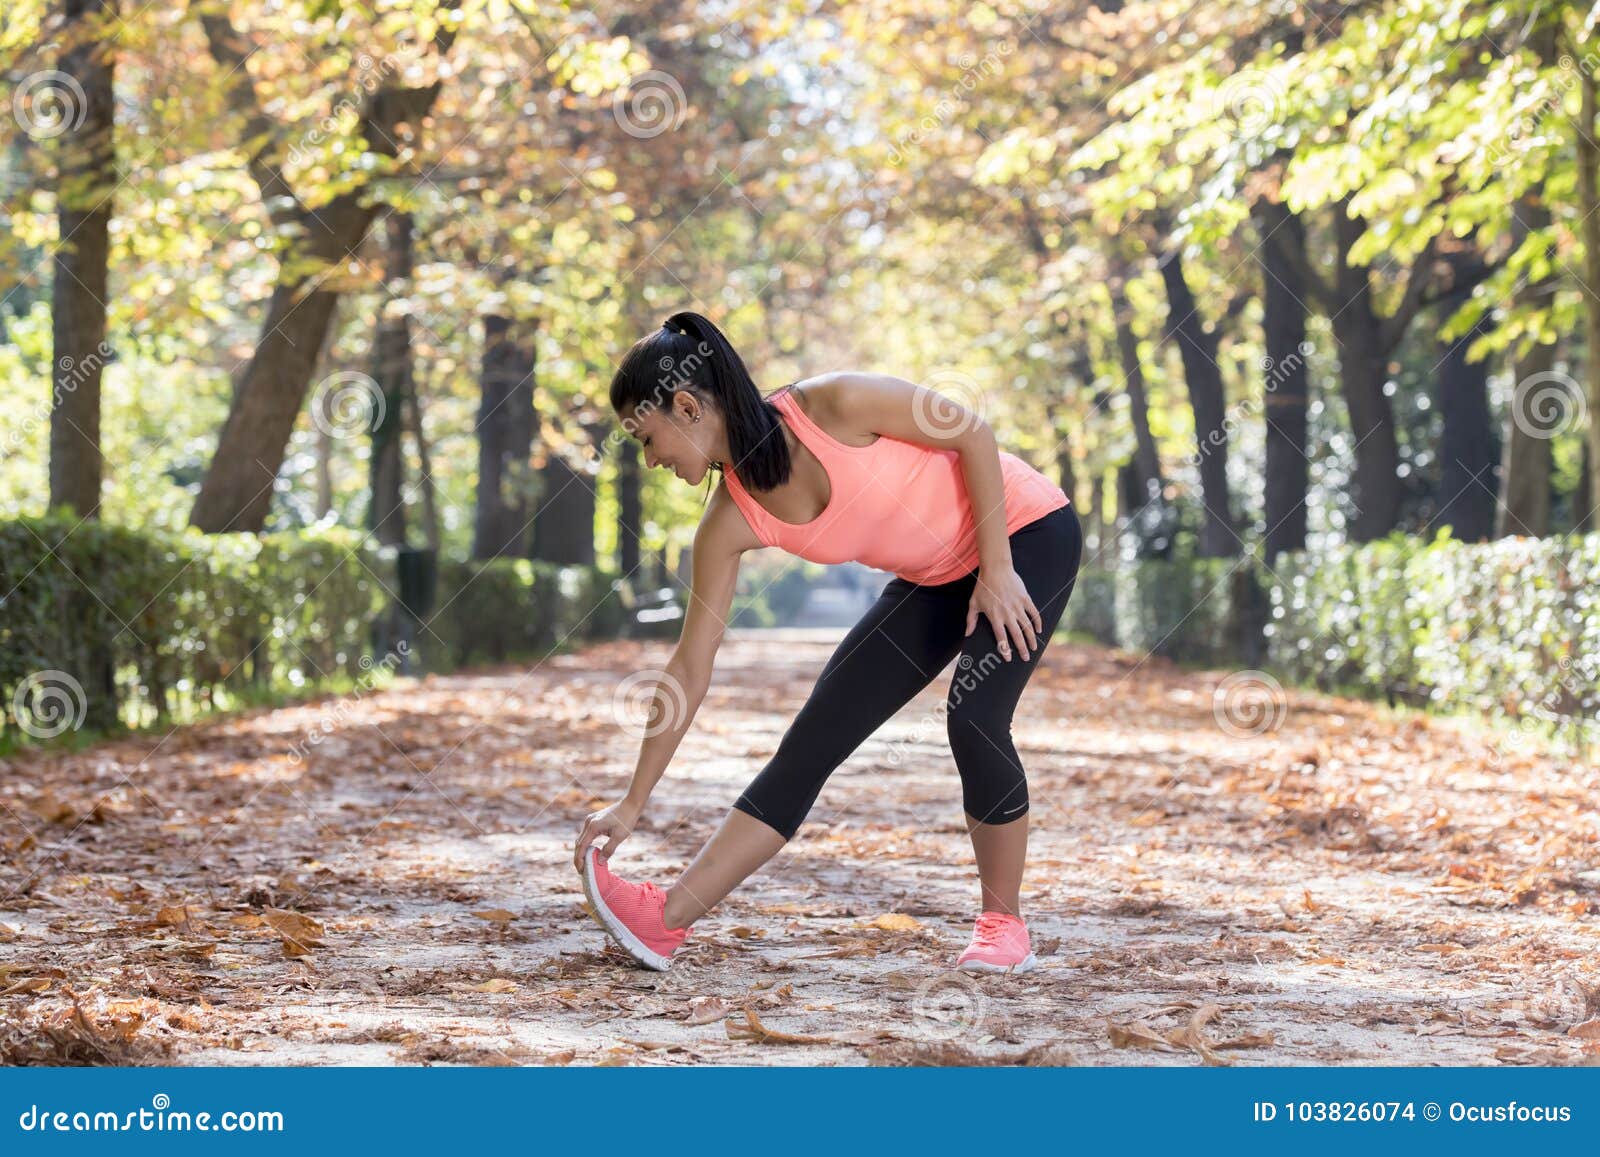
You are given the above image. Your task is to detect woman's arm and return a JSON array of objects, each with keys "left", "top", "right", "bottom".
[
  {"left": 801, "top": 371, "right": 1045, "bottom": 661},
  {"left": 573, "top": 487, "right": 756, "bottom": 869}
]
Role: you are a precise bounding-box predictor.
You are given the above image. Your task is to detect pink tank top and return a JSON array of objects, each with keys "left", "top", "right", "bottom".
[{"left": 720, "top": 384, "right": 1070, "bottom": 585}]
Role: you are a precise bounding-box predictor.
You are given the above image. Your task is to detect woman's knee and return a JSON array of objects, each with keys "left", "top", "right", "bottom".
[{"left": 946, "top": 707, "right": 1028, "bottom": 820}]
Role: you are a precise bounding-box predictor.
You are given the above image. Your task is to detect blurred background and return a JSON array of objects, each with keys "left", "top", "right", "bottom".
[{"left": 0, "top": 1, "right": 1595, "bottom": 756}]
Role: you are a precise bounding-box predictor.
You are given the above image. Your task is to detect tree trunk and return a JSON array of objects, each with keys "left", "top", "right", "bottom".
[
  {"left": 1157, "top": 240, "right": 1236, "bottom": 556},
  {"left": 1085, "top": 474, "right": 1105, "bottom": 557},
  {"left": 1049, "top": 401, "right": 1078, "bottom": 508},
  {"left": 1497, "top": 196, "right": 1556, "bottom": 538},
  {"left": 532, "top": 451, "right": 597, "bottom": 565},
  {"left": 407, "top": 375, "right": 440, "bottom": 550},
  {"left": 1252, "top": 197, "right": 1311, "bottom": 559},
  {"left": 1432, "top": 251, "right": 1500, "bottom": 543},
  {"left": 1578, "top": 51, "right": 1600, "bottom": 521},
  {"left": 1329, "top": 209, "right": 1403, "bottom": 541},
  {"left": 1110, "top": 277, "right": 1162, "bottom": 502},
  {"left": 617, "top": 437, "right": 642, "bottom": 576},
  {"left": 368, "top": 211, "right": 412, "bottom": 547},
  {"left": 48, "top": 0, "right": 117, "bottom": 520},
  {"left": 1110, "top": 273, "right": 1172, "bottom": 558},
  {"left": 472, "top": 314, "right": 536, "bottom": 558}
]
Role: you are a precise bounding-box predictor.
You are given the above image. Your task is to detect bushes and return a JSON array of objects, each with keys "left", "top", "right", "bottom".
[
  {"left": 1268, "top": 533, "right": 1600, "bottom": 734},
  {"left": 1066, "top": 532, "right": 1600, "bottom": 744},
  {"left": 0, "top": 515, "right": 385, "bottom": 733},
  {"left": 1065, "top": 557, "right": 1258, "bottom": 667},
  {"left": 422, "top": 558, "right": 625, "bottom": 668},
  {"left": 0, "top": 514, "right": 622, "bottom": 741}
]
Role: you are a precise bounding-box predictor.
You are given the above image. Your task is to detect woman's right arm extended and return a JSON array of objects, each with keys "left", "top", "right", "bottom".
[{"left": 573, "top": 483, "right": 761, "bottom": 871}]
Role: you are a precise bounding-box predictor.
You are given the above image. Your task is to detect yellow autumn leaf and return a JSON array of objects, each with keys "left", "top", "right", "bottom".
[{"left": 867, "top": 913, "right": 921, "bottom": 932}]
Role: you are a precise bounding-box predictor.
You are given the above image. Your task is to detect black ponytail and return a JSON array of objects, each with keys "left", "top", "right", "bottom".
[{"left": 607, "top": 310, "right": 792, "bottom": 491}]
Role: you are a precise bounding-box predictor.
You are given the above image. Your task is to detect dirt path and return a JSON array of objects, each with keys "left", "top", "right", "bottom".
[{"left": 2, "top": 630, "right": 1597, "bottom": 1066}]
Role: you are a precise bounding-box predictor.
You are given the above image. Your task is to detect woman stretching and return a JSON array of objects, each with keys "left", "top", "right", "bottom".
[{"left": 574, "top": 311, "right": 1083, "bottom": 973}]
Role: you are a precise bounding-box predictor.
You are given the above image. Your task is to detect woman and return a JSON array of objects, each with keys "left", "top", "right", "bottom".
[{"left": 574, "top": 310, "right": 1083, "bottom": 973}]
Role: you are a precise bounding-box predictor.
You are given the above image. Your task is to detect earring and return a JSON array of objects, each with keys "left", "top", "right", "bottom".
[{"left": 691, "top": 413, "right": 701, "bottom": 423}]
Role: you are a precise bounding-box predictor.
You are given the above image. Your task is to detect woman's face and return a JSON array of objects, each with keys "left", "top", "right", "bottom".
[{"left": 620, "top": 390, "right": 721, "bottom": 486}]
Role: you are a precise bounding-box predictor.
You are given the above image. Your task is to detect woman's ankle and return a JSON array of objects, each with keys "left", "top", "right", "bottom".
[{"left": 661, "top": 886, "right": 699, "bottom": 931}]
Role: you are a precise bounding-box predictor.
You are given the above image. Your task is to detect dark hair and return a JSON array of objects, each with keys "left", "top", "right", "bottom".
[{"left": 607, "top": 310, "right": 792, "bottom": 491}]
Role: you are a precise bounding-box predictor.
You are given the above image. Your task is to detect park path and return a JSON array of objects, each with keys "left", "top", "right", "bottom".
[{"left": 2, "top": 629, "right": 1597, "bottom": 1066}]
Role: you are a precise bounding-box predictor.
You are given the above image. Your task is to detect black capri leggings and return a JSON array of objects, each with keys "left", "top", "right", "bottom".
[{"left": 732, "top": 503, "right": 1083, "bottom": 840}]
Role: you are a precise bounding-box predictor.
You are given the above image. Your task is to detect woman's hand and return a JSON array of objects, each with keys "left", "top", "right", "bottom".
[
  {"left": 574, "top": 798, "right": 643, "bottom": 873},
  {"left": 966, "top": 565, "right": 1043, "bottom": 662}
]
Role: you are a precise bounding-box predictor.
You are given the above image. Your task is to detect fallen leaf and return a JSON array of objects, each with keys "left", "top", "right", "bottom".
[
  {"left": 0, "top": 977, "right": 50, "bottom": 996},
  {"left": 685, "top": 997, "right": 729, "bottom": 1025},
  {"left": 1106, "top": 1019, "right": 1176, "bottom": 1052},
  {"left": 155, "top": 905, "right": 194, "bottom": 927},
  {"left": 471, "top": 909, "right": 516, "bottom": 925},
  {"left": 866, "top": 913, "right": 921, "bottom": 933},
  {"left": 260, "top": 907, "right": 324, "bottom": 956},
  {"left": 725, "top": 1005, "right": 839, "bottom": 1045}
]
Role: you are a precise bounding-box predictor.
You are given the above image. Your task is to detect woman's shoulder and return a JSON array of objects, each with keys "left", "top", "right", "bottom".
[
  {"left": 771, "top": 373, "right": 847, "bottom": 420},
  {"left": 776, "top": 373, "right": 882, "bottom": 450}
]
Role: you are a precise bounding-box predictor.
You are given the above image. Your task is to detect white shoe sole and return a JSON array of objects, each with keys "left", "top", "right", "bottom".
[
  {"left": 581, "top": 846, "right": 673, "bottom": 971},
  {"left": 957, "top": 952, "right": 1038, "bottom": 975}
]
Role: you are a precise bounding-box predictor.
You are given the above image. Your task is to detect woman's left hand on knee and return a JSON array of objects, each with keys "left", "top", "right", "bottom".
[{"left": 966, "top": 566, "right": 1042, "bottom": 661}]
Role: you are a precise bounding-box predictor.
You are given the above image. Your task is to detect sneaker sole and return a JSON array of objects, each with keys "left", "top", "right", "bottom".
[
  {"left": 581, "top": 846, "right": 673, "bottom": 972},
  {"left": 957, "top": 951, "right": 1038, "bottom": 975}
]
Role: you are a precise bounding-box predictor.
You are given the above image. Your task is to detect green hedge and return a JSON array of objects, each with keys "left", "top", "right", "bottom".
[
  {"left": 1066, "top": 533, "right": 1600, "bottom": 744},
  {"left": 0, "top": 515, "right": 623, "bottom": 741},
  {"left": 1063, "top": 556, "right": 1257, "bottom": 667},
  {"left": 0, "top": 515, "right": 385, "bottom": 733},
  {"left": 421, "top": 557, "right": 625, "bottom": 668},
  {"left": 1272, "top": 533, "right": 1600, "bottom": 728}
]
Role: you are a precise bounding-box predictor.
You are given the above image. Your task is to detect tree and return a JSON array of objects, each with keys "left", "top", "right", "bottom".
[
  {"left": 188, "top": 0, "right": 462, "bottom": 533},
  {"left": 48, "top": 0, "right": 118, "bottom": 520}
]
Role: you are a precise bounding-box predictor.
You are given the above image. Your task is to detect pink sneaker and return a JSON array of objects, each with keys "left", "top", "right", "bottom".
[
  {"left": 955, "top": 911, "right": 1037, "bottom": 973},
  {"left": 580, "top": 846, "right": 690, "bottom": 971}
]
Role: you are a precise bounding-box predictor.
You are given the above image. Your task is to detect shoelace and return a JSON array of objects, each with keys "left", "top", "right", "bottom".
[{"left": 971, "top": 912, "right": 1019, "bottom": 947}]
